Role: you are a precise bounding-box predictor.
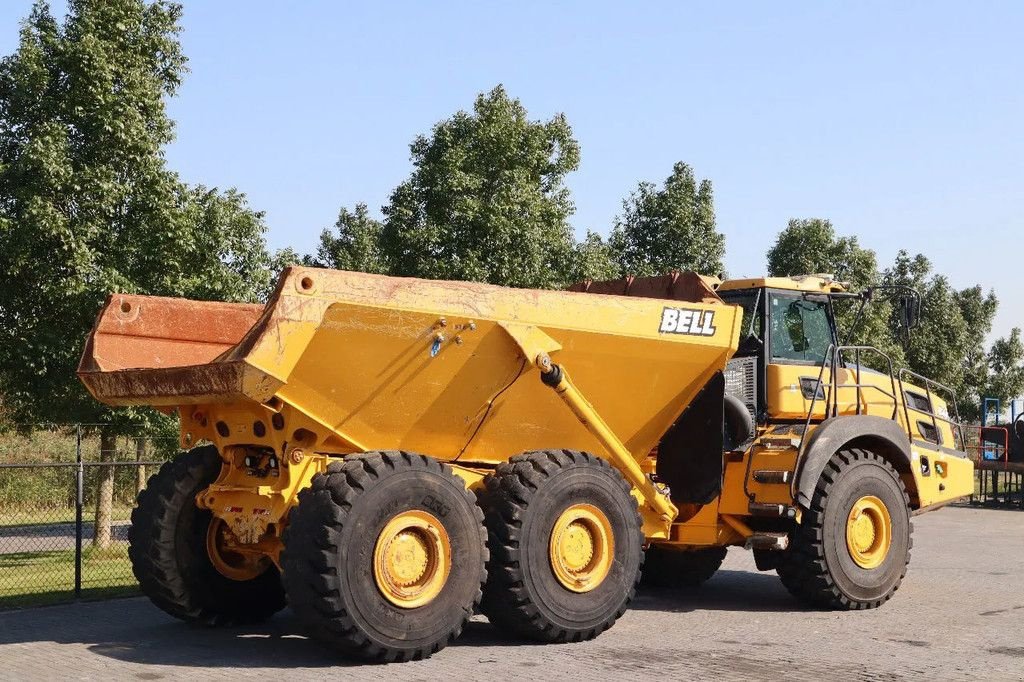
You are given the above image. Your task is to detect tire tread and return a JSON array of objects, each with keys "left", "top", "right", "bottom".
[
  {"left": 479, "top": 450, "right": 644, "bottom": 642},
  {"left": 128, "top": 445, "right": 286, "bottom": 625},
  {"left": 776, "top": 448, "right": 912, "bottom": 610},
  {"left": 280, "top": 451, "right": 486, "bottom": 662}
]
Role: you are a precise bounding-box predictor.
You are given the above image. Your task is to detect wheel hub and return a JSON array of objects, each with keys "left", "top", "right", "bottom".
[
  {"left": 845, "top": 495, "right": 892, "bottom": 569},
  {"left": 205, "top": 517, "right": 271, "bottom": 581},
  {"left": 373, "top": 510, "right": 451, "bottom": 608},
  {"left": 549, "top": 503, "right": 614, "bottom": 593},
  {"left": 385, "top": 531, "right": 431, "bottom": 586}
]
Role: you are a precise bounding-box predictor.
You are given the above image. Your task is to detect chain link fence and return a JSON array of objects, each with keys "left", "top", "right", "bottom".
[{"left": 0, "top": 424, "right": 177, "bottom": 608}]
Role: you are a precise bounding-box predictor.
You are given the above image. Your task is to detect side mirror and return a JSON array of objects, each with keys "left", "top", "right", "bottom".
[{"left": 898, "top": 294, "right": 920, "bottom": 330}]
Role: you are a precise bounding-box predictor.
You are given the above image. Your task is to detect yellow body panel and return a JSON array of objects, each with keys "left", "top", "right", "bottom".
[
  {"left": 766, "top": 363, "right": 960, "bottom": 450},
  {"left": 667, "top": 501, "right": 743, "bottom": 546},
  {"left": 719, "top": 446, "right": 798, "bottom": 515},
  {"left": 82, "top": 268, "right": 742, "bottom": 463},
  {"left": 910, "top": 443, "right": 974, "bottom": 507},
  {"left": 190, "top": 268, "right": 741, "bottom": 468}
]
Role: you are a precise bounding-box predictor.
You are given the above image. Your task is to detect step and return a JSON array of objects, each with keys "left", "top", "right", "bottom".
[
  {"left": 757, "top": 437, "right": 800, "bottom": 451},
  {"left": 752, "top": 469, "right": 791, "bottom": 484},
  {"left": 745, "top": 532, "right": 789, "bottom": 551},
  {"left": 748, "top": 501, "right": 797, "bottom": 519}
]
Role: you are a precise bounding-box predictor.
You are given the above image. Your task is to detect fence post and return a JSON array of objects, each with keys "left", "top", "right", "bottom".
[{"left": 75, "top": 423, "right": 83, "bottom": 600}]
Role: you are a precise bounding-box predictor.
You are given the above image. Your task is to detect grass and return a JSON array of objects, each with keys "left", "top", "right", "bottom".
[
  {"left": 0, "top": 426, "right": 169, "bottom": 608},
  {"left": 0, "top": 544, "right": 138, "bottom": 609}
]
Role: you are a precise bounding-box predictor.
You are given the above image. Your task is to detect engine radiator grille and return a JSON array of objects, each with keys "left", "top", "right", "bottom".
[{"left": 724, "top": 356, "right": 758, "bottom": 425}]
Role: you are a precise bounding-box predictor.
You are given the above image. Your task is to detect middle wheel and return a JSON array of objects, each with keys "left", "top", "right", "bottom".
[
  {"left": 480, "top": 449, "right": 644, "bottom": 642},
  {"left": 280, "top": 451, "right": 487, "bottom": 662},
  {"left": 641, "top": 545, "right": 727, "bottom": 588}
]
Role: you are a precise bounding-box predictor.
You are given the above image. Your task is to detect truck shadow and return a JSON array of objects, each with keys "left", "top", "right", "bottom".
[
  {"left": 633, "top": 569, "right": 806, "bottom": 614},
  {"left": 0, "top": 570, "right": 805, "bottom": 670}
]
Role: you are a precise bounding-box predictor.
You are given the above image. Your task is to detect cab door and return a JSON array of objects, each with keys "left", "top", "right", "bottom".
[{"left": 764, "top": 292, "right": 895, "bottom": 421}]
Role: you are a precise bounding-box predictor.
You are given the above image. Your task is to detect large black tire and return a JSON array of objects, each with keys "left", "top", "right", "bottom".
[
  {"left": 641, "top": 545, "right": 727, "bottom": 588},
  {"left": 128, "top": 445, "right": 286, "bottom": 624},
  {"left": 280, "top": 452, "right": 487, "bottom": 663},
  {"left": 776, "top": 448, "right": 912, "bottom": 609},
  {"left": 480, "top": 450, "right": 644, "bottom": 642}
]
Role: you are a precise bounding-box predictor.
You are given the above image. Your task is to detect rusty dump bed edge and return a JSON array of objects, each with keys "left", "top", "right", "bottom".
[
  {"left": 77, "top": 294, "right": 268, "bottom": 405},
  {"left": 568, "top": 271, "right": 723, "bottom": 304}
]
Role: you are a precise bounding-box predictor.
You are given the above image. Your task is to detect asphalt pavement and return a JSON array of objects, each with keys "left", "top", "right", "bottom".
[{"left": 1, "top": 505, "right": 1022, "bottom": 681}]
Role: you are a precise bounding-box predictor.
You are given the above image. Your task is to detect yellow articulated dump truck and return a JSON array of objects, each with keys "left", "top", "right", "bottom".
[{"left": 78, "top": 267, "right": 973, "bottom": 662}]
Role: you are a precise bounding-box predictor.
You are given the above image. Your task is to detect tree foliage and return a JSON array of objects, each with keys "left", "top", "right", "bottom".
[
  {"left": 0, "top": 0, "right": 271, "bottom": 432},
  {"left": 882, "top": 251, "right": 998, "bottom": 420},
  {"left": 311, "top": 90, "right": 727, "bottom": 292},
  {"left": 570, "top": 230, "right": 619, "bottom": 283},
  {"left": 767, "top": 219, "right": 876, "bottom": 288},
  {"left": 609, "top": 162, "right": 724, "bottom": 277},
  {"left": 984, "top": 328, "right": 1024, "bottom": 418},
  {"left": 311, "top": 202, "right": 387, "bottom": 274},
  {"left": 766, "top": 218, "right": 899, "bottom": 362},
  {"left": 380, "top": 85, "right": 580, "bottom": 289}
]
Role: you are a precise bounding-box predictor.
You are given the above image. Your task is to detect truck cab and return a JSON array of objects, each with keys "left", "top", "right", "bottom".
[
  {"left": 590, "top": 271, "right": 976, "bottom": 609},
  {"left": 715, "top": 274, "right": 971, "bottom": 506}
]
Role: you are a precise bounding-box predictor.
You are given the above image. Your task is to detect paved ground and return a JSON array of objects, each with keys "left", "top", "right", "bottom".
[
  {"left": 1, "top": 505, "right": 1022, "bottom": 681},
  {"left": 0, "top": 521, "right": 130, "bottom": 554}
]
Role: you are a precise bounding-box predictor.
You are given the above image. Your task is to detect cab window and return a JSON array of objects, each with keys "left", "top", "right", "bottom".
[
  {"left": 769, "top": 294, "right": 834, "bottom": 365},
  {"left": 721, "top": 291, "right": 762, "bottom": 340}
]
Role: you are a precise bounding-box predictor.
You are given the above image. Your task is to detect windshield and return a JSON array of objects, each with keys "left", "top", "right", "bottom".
[
  {"left": 719, "top": 290, "right": 762, "bottom": 340},
  {"left": 769, "top": 294, "right": 834, "bottom": 364}
]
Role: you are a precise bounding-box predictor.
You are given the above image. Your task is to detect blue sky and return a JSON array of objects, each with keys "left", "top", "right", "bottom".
[{"left": 2, "top": 2, "right": 1022, "bottom": 338}]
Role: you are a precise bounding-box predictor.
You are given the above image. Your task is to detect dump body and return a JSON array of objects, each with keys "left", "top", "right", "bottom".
[{"left": 80, "top": 267, "right": 742, "bottom": 468}]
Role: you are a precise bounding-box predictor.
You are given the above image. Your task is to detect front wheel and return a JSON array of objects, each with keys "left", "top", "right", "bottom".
[{"left": 776, "top": 448, "right": 912, "bottom": 609}]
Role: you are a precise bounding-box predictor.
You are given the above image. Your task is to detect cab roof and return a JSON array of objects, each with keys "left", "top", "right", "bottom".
[{"left": 716, "top": 274, "right": 850, "bottom": 294}]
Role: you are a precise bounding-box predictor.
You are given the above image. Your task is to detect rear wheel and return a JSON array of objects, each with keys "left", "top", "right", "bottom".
[
  {"left": 280, "top": 452, "right": 487, "bottom": 662},
  {"left": 776, "top": 448, "right": 912, "bottom": 609},
  {"left": 642, "top": 545, "right": 727, "bottom": 588},
  {"left": 480, "top": 450, "right": 644, "bottom": 642},
  {"left": 128, "top": 445, "right": 286, "bottom": 624}
]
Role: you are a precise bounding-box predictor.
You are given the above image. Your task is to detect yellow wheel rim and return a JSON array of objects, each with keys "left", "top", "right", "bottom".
[
  {"left": 845, "top": 495, "right": 892, "bottom": 569},
  {"left": 205, "top": 517, "right": 270, "bottom": 581},
  {"left": 549, "top": 503, "right": 614, "bottom": 593},
  {"left": 373, "top": 510, "right": 451, "bottom": 609}
]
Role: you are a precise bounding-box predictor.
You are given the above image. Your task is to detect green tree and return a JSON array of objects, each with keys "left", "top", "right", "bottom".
[
  {"left": 765, "top": 218, "right": 899, "bottom": 361},
  {"left": 312, "top": 202, "right": 387, "bottom": 273},
  {"left": 177, "top": 185, "right": 274, "bottom": 300},
  {"left": 0, "top": 1, "right": 270, "bottom": 546},
  {"left": 882, "top": 251, "right": 997, "bottom": 420},
  {"left": 767, "top": 219, "right": 877, "bottom": 288},
  {"left": 570, "top": 230, "right": 619, "bottom": 283},
  {"left": 609, "top": 162, "right": 724, "bottom": 277},
  {"left": 258, "top": 245, "right": 304, "bottom": 298},
  {"left": 381, "top": 85, "right": 580, "bottom": 289},
  {"left": 983, "top": 328, "right": 1024, "bottom": 420}
]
